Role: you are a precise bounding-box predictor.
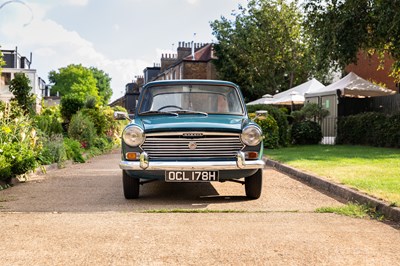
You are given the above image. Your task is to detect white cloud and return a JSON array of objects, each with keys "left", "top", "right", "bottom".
[
  {"left": 0, "top": 2, "right": 148, "bottom": 102},
  {"left": 64, "top": 0, "right": 89, "bottom": 6},
  {"left": 186, "top": 0, "right": 199, "bottom": 5}
]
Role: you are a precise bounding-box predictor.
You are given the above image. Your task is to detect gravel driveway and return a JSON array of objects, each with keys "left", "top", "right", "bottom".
[{"left": 0, "top": 151, "right": 399, "bottom": 265}]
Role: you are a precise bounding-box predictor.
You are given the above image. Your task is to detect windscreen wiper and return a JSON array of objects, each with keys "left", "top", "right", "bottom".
[
  {"left": 175, "top": 110, "right": 208, "bottom": 116},
  {"left": 140, "top": 110, "right": 178, "bottom": 116}
]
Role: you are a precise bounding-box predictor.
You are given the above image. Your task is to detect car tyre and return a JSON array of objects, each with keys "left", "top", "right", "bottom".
[
  {"left": 123, "top": 170, "right": 140, "bottom": 199},
  {"left": 245, "top": 169, "right": 263, "bottom": 199}
]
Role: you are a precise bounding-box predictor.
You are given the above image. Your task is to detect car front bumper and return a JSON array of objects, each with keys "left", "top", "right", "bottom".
[{"left": 119, "top": 151, "right": 265, "bottom": 171}]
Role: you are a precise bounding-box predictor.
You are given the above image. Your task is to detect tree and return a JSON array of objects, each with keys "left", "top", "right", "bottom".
[
  {"left": 210, "top": 0, "right": 325, "bottom": 102},
  {"left": 0, "top": 48, "right": 4, "bottom": 74},
  {"left": 8, "top": 72, "right": 36, "bottom": 115},
  {"left": 60, "top": 94, "right": 85, "bottom": 122},
  {"left": 291, "top": 103, "right": 330, "bottom": 123},
  {"left": 304, "top": 0, "right": 400, "bottom": 82},
  {"left": 89, "top": 67, "right": 113, "bottom": 105},
  {"left": 48, "top": 64, "right": 99, "bottom": 102}
]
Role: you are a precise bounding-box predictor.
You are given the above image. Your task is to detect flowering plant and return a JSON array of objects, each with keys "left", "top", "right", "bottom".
[{"left": 0, "top": 101, "right": 40, "bottom": 182}]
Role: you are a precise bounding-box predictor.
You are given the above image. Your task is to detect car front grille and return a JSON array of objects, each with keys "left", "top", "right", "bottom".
[{"left": 141, "top": 132, "right": 244, "bottom": 159}]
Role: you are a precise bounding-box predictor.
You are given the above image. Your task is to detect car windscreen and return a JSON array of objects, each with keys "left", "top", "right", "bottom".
[{"left": 138, "top": 84, "right": 245, "bottom": 115}]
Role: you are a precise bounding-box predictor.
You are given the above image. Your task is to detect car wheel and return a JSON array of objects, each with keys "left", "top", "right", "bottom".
[
  {"left": 122, "top": 170, "right": 140, "bottom": 199},
  {"left": 245, "top": 169, "right": 263, "bottom": 199}
]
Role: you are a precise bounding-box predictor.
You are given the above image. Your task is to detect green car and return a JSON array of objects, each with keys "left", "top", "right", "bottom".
[{"left": 115, "top": 80, "right": 265, "bottom": 199}]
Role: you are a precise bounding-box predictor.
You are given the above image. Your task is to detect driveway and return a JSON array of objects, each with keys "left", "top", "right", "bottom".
[{"left": 0, "top": 151, "right": 399, "bottom": 265}]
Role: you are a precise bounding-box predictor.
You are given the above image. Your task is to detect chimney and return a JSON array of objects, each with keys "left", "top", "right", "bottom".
[
  {"left": 160, "top": 53, "right": 177, "bottom": 72},
  {"left": 136, "top": 76, "right": 144, "bottom": 86},
  {"left": 191, "top": 41, "right": 195, "bottom": 60},
  {"left": 177, "top": 41, "right": 192, "bottom": 60}
]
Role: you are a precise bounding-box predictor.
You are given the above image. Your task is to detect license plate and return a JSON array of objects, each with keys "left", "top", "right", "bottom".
[{"left": 165, "top": 171, "right": 219, "bottom": 182}]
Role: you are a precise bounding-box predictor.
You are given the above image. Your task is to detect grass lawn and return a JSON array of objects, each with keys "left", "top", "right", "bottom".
[{"left": 266, "top": 145, "right": 400, "bottom": 206}]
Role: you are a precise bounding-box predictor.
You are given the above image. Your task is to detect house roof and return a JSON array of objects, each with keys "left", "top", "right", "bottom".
[{"left": 183, "top": 43, "right": 215, "bottom": 62}]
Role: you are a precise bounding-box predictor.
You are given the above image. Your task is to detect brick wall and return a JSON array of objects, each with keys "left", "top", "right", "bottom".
[
  {"left": 345, "top": 51, "right": 398, "bottom": 92},
  {"left": 207, "top": 61, "right": 217, "bottom": 80},
  {"left": 182, "top": 62, "right": 208, "bottom": 79}
]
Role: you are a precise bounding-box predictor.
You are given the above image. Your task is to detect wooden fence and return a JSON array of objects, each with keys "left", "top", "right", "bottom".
[
  {"left": 339, "top": 94, "right": 400, "bottom": 116},
  {"left": 369, "top": 94, "right": 400, "bottom": 114}
]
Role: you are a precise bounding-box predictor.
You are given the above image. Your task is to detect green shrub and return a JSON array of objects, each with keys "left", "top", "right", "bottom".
[
  {"left": 80, "top": 108, "right": 108, "bottom": 135},
  {"left": 35, "top": 114, "right": 63, "bottom": 137},
  {"left": 37, "top": 134, "right": 67, "bottom": 165},
  {"left": 68, "top": 112, "right": 97, "bottom": 148},
  {"left": 337, "top": 112, "right": 400, "bottom": 148},
  {"left": 64, "top": 138, "right": 85, "bottom": 163},
  {"left": 0, "top": 102, "right": 40, "bottom": 182},
  {"left": 337, "top": 112, "right": 386, "bottom": 146},
  {"left": 7, "top": 143, "right": 37, "bottom": 176},
  {"left": 0, "top": 155, "right": 12, "bottom": 181},
  {"left": 291, "top": 103, "right": 329, "bottom": 123},
  {"left": 254, "top": 115, "right": 279, "bottom": 149},
  {"left": 384, "top": 113, "right": 400, "bottom": 147},
  {"left": 247, "top": 104, "right": 289, "bottom": 146},
  {"left": 93, "top": 136, "right": 113, "bottom": 152},
  {"left": 85, "top": 95, "right": 98, "bottom": 109},
  {"left": 60, "top": 94, "right": 85, "bottom": 122},
  {"left": 291, "top": 120, "right": 322, "bottom": 145}
]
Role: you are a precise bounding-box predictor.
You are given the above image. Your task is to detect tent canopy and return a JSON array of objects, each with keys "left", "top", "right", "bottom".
[
  {"left": 247, "top": 78, "right": 325, "bottom": 105},
  {"left": 305, "top": 72, "right": 396, "bottom": 98},
  {"left": 246, "top": 94, "right": 274, "bottom": 105},
  {"left": 272, "top": 78, "right": 325, "bottom": 105}
]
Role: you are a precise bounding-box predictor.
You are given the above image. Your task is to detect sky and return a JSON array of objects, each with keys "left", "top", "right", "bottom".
[{"left": 0, "top": 0, "right": 247, "bottom": 102}]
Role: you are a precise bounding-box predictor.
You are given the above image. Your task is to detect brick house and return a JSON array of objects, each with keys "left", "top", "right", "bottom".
[
  {"left": 151, "top": 42, "right": 218, "bottom": 82},
  {"left": 345, "top": 51, "right": 399, "bottom": 93},
  {"left": 109, "top": 42, "right": 219, "bottom": 112}
]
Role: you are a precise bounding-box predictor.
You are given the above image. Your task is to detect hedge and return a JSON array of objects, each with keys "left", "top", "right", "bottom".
[
  {"left": 291, "top": 120, "right": 323, "bottom": 145},
  {"left": 247, "top": 104, "right": 289, "bottom": 147},
  {"left": 337, "top": 112, "right": 400, "bottom": 148},
  {"left": 253, "top": 115, "right": 279, "bottom": 149}
]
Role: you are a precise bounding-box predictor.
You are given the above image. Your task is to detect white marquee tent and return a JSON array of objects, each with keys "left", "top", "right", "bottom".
[
  {"left": 247, "top": 78, "right": 325, "bottom": 105},
  {"left": 305, "top": 72, "right": 396, "bottom": 99},
  {"left": 304, "top": 72, "right": 397, "bottom": 145},
  {"left": 246, "top": 94, "right": 275, "bottom": 105},
  {"left": 272, "top": 78, "right": 325, "bottom": 105}
]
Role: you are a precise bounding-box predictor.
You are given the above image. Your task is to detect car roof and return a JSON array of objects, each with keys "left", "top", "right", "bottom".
[{"left": 143, "top": 79, "right": 239, "bottom": 89}]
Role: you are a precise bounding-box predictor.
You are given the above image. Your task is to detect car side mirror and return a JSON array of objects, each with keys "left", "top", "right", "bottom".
[
  {"left": 254, "top": 110, "right": 268, "bottom": 119},
  {"left": 114, "top": 111, "right": 131, "bottom": 121}
]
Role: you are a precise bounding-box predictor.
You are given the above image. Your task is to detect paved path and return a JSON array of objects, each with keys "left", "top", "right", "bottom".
[{"left": 1, "top": 151, "right": 399, "bottom": 265}]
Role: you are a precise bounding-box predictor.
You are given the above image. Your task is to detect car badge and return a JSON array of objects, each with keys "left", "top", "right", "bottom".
[
  {"left": 188, "top": 141, "right": 197, "bottom": 150},
  {"left": 183, "top": 132, "right": 203, "bottom": 137}
]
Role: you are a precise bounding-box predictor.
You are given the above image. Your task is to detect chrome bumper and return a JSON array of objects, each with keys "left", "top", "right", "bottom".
[{"left": 119, "top": 151, "right": 265, "bottom": 171}]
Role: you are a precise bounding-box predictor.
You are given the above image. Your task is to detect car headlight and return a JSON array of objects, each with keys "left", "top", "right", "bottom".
[
  {"left": 241, "top": 126, "right": 262, "bottom": 146},
  {"left": 123, "top": 126, "right": 145, "bottom": 147}
]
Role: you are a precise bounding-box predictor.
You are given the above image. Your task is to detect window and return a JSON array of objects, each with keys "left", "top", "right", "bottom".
[{"left": 139, "top": 84, "right": 244, "bottom": 115}]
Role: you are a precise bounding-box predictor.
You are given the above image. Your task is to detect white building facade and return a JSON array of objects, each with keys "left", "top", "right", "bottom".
[{"left": 0, "top": 48, "right": 46, "bottom": 111}]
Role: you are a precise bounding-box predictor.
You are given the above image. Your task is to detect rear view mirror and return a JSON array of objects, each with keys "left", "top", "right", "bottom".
[
  {"left": 114, "top": 111, "right": 131, "bottom": 121},
  {"left": 255, "top": 110, "right": 268, "bottom": 117}
]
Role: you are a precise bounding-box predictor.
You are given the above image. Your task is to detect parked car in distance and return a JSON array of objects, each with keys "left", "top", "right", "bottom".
[{"left": 115, "top": 79, "right": 265, "bottom": 199}]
